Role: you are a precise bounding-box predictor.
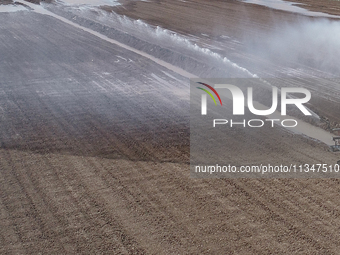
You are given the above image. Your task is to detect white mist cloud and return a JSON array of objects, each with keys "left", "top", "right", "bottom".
[{"left": 247, "top": 18, "right": 340, "bottom": 75}]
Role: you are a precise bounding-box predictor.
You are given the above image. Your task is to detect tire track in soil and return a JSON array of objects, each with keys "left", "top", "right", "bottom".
[
  {"left": 30, "top": 152, "right": 147, "bottom": 254},
  {"left": 0, "top": 148, "right": 148, "bottom": 254},
  {"left": 222, "top": 179, "right": 339, "bottom": 254}
]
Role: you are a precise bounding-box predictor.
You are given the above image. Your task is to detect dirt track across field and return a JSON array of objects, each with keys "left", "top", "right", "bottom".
[{"left": 1, "top": 0, "right": 340, "bottom": 254}]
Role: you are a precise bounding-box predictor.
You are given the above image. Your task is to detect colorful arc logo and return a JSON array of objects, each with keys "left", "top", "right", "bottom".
[{"left": 196, "top": 82, "right": 222, "bottom": 106}]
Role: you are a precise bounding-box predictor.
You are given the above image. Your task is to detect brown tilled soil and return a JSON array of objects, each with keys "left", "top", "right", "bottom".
[
  {"left": 1, "top": 0, "right": 340, "bottom": 254},
  {"left": 291, "top": 0, "right": 340, "bottom": 16},
  {"left": 0, "top": 0, "right": 13, "bottom": 4}
]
